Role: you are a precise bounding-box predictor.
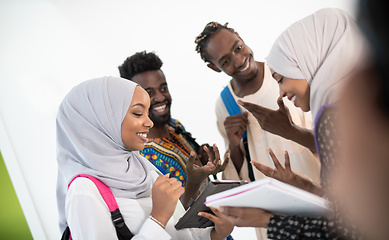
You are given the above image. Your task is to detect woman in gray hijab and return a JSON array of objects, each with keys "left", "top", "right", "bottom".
[
  {"left": 215, "top": 8, "right": 367, "bottom": 240},
  {"left": 56, "top": 76, "right": 233, "bottom": 240}
]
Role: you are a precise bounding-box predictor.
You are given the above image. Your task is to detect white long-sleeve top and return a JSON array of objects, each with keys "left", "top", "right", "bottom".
[{"left": 65, "top": 170, "right": 213, "bottom": 240}]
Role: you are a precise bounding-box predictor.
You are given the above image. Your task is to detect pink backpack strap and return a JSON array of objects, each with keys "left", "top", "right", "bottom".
[
  {"left": 64, "top": 174, "right": 134, "bottom": 240},
  {"left": 68, "top": 174, "right": 118, "bottom": 211}
]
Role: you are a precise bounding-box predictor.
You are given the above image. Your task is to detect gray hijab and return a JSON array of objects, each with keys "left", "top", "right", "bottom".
[
  {"left": 56, "top": 76, "right": 154, "bottom": 232},
  {"left": 266, "top": 8, "right": 367, "bottom": 122}
]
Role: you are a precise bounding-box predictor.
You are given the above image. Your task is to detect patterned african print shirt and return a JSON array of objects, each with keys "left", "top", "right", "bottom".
[{"left": 140, "top": 119, "right": 201, "bottom": 187}]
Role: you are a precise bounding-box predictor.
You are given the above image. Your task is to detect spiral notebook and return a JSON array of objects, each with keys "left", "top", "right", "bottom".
[{"left": 205, "top": 178, "right": 333, "bottom": 217}]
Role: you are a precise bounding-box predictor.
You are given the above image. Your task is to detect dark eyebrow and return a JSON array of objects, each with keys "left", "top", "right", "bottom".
[
  {"left": 131, "top": 103, "right": 146, "bottom": 108},
  {"left": 218, "top": 40, "right": 240, "bottom": 65}
]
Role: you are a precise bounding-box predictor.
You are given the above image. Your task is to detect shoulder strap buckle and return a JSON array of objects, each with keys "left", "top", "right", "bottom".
[{"left": 111, "top": 209, "right": 125, "bottom": 228}]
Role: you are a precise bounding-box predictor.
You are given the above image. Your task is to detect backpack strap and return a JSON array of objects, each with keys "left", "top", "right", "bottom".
[
  {"left": 221, "top": 87, "right": 247, "bottom": 138},
  {"left": 63, "top": 174, "right": 134, "bottom": 240},
  {"left": 168, "top": 119, "right": 200, "bottom": 152},
  {"left": 221, "top": 86, "right": 255, "bottom": 181},
  {"left": 68, "top": 174, "right": 119, "bottom": 211}
]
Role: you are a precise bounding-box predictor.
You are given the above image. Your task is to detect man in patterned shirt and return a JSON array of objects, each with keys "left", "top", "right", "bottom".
[{"left": 119, "top": 51, "right": 225, "bottom": 205}]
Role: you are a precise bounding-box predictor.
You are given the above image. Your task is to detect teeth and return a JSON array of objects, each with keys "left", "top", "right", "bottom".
[
  {"left": 240, "top": 61, "right": 249, "bottom": 72},
  {"left": 137, "top": 133, "right": 147, "bottom": 138},
  {"left": 153, "top": 104, "right": 166, "bottom": 112},
  {"left": 291, "top": 95, "right": 297, "bottom": 102}
]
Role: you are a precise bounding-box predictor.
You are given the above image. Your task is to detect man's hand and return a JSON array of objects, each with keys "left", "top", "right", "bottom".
[
  {"left": 216, "top": 151, "right": 229, "bottom": 174},
  {"left": 224, "top": 112, "right": 249, "bottom": 147},
  {"left": 198, "top": 143, "right": 216, "bottom": 166},
  {"left": 181, "top": 146, "right": 222, "bottom": 209},
  {"left": 224, "top": 113, "right": 249, "bottom": 173},
  {"left": 187, "top": 145, "right": 221, "bottom": 186},
  {"left": 199, "top": 144, "right": 229, "bottom": 175}
]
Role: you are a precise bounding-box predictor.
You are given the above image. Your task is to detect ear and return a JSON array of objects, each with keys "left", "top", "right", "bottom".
[{"left": 207, "top": 63, "right": 222, "bottom": 73}]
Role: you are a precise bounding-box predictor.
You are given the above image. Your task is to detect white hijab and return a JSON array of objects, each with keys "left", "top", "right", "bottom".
[
  {"left": 266, "top": 8, "right": 367, "bottom": 122},
  {"left": 56, "top": 76, "right": 154, "bottom": 232}
]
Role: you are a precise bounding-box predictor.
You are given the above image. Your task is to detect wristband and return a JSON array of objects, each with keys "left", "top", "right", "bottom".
[{"left": 148, "top": 215, "right": 166, "bottom": 229}]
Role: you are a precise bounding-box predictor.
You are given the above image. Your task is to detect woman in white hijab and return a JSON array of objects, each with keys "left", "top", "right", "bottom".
[
  {"left": 214, "top": 8, "right": 367, "bottom": 240},
  {"left": 266, "top": 8, "right": 366, "bottom": 123},
  {"left": 56, "top": 76, "right": 233, "bottom": 240}
]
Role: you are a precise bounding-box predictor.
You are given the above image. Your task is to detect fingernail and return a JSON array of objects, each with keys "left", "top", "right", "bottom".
[
  {"left": 219, "top": 206, "right": 224, "bottom": 212},
  {"left": 198, "top": 212, "right": 203, "bottom": 216}
]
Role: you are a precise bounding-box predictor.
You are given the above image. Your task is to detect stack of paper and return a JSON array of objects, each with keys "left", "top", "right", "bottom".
[{"left": 205, "top": 178, "right": 333, "bottom": 217}]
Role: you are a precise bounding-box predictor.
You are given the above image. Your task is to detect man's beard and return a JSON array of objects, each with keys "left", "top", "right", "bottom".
[
  {"left": 149, "top": 100, "right": 172, "bottom": 126},
  {"left": 149, "top": 111, "right": 171, "bottom": 126}
]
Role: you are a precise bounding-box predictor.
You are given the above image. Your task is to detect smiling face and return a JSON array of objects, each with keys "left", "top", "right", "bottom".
[
  {"left": 271, "top": 69, "right": 311, "bottom": 112},
  {"left": 205, "top": 29, "right": 258, "bottom": 81},
  {"left": 132, "top": 70, "right": 172, "bottom": 126},
  {"left": 121, "top": 86, "right": 154, "bottom": 151}
]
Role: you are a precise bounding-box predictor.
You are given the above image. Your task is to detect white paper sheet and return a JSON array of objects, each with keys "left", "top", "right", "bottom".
[{"left": 205, "top": 178, "right": 333, "bottom": 217}]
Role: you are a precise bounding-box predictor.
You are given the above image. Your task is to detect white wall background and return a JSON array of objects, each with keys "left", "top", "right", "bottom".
[{"left": 0, "top": 0, "right": 357, "bottom": 239}]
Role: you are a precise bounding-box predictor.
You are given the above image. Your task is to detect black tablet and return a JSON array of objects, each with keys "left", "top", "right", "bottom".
[{"left": 175, "top": 180, "right": 247, "bottom": 230}]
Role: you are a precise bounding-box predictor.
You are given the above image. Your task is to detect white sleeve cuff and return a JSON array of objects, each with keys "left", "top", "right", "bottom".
[{"left": 135, "top": 217, "right": 171, "bottom": 240}]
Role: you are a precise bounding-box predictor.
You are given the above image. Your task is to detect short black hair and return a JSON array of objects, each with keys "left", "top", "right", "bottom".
[
  {"left": 118, "top": 51, "right": 163, "bottom": 80},
  {"left": 194, "top": 22, "right": 235, "bottom": 64}
]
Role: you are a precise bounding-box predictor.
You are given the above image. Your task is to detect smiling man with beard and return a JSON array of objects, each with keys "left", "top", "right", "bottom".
[{"left": 119, "top": 51, "right": 220, "bottom": 194}]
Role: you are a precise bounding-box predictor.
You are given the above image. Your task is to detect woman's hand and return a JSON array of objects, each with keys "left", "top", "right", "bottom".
[
  {"left": 238, "top": 97, "right": 318, "bottom": 153},
  {"left": 252, "top": 148, "right": 323, "bottom": 196},
  {"left": 216, "top": 206, "right": 272, "bottom": 228},
  {"left": 238, "top": 97, "right": 295, "bottom": 140},
  {"left": 198, "top": 208, "right": 234, "bottom": 240},
  {"left": 150, "top": 174, "right": 185, "bottom": 226}
]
